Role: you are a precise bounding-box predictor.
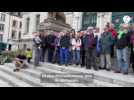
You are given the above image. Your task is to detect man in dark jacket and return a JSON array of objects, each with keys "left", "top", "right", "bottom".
[
  {"left": 83, "top": 27, "right": 97, "bottom": 70},
  {"left": 80, "top": 31, "right": 86, "bottom": 67},
  {"left": 60, "top": 31, "right": 70, "bottom": 66},
  {"left": 100, "top": 27, "right": 113, "bottom": 71},
  {"left": 115, "top": 24, "right": 131, "bottom": 75},
  {"left": 40, "top": 32, "right": 48, "bottom": 62},
  {"left": 47, "top": 32, "right": 56, "bottom": 63}
]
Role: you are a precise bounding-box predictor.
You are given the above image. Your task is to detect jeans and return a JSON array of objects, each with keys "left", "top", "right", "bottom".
[
  {"left": 75, "top": 50, "right": 80, "bottom": 64},
  {"left": 53, "top": 47, "right": 60, "bottom": 64},
  {"left": 47, "top": 46, "right": 54, "bottom": 63},
  {"left": 85, "top": 48, "right": 97, "bottom": 69},
  {"left": 116, "top": 47, "right": 129, "bottom": 73},
  {"left": 40, "top": 48, "right": 46, "bottom": 62},
  {"left": 34, "top": 47, "right": 41, "bottom": 66},
  {"left": 80, "top": 49, "right": 85, "bottom": 67},
  {"left": 68, "top": 50, "right": 73, "bottom": 64},
  {"left": 100, "top": 54, "right": 111, "bottom": 69},
  {"left": 72, "top": 50, "right": 80, "bottom": 64},
  {"left": 60, "top": 48, "right": 69, "bottom": 65}
]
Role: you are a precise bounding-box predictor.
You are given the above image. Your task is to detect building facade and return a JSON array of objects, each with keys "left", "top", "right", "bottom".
[
  {"left": 8, "top": 15, "right": 22, "bottom": 50},
  {"left": 0, "top": 12, "right": 23, "bottom": 50},
  {"left": 0, "top": 12, "right": 10, "bottom": 43},
  {"left": 21, "top": 12, "right": 134, "bottom": 49}
]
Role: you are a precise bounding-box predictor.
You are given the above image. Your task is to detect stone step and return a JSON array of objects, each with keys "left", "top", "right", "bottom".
[
  {"left": 6, "top": 64, "right": 67, "bottom": 87},
  {"left": 5, "top": 63, "right": 125, "bottom": 87},
  {"left": 6, "top": 63, "right": 95, "bottom": 87},
  {"left": 0, "top": 65, "right": 44, "bottom": 87},
  {"left": 0, "top": 66, "right": 32, "bottom": 87},
  {"left": 24, "top": 63, "right": 121, "bottom": 87},
  {"left": 41, "top": 63, "right": 134, "bottom": 87}
]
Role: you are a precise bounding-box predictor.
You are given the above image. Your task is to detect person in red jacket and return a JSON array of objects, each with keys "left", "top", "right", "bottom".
[{"left": 106, "top": 23, "right": 117, "bottom": 58}]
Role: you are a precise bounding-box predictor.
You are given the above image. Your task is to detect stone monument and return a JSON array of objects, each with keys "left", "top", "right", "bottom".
[{"left": 39, "top": 12, "right": 72, "bottom": 33}]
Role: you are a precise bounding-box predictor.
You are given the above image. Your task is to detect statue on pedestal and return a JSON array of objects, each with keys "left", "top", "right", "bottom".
[
  {"left": 39, "top": 12, "right": 72, "bottom": 33},
  {"left": 48, "top": 12, "right": 66, "bottom": 23}
]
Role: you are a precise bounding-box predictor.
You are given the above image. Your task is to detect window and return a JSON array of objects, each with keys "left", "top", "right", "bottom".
[
  {"left": 12, "top": 20, "right": 17, "bottom": 28},
  {"left": 36, "top": 15, "right": 40, "bottom": 31},
  {"left": 0, "top": 13, "right": 6, "bottom": 22},
  {"left": 0, "top": 35, "right": 3, "bottom": 42},
  {"left": 11, "top": 30, "right": 16, "bottom": 39},
  {"left": 19, "top": 22, "right": 22, "bottom": 29},
  {"left": 82, "top": 12, "right": 97, "bottom": 30},
  {"left": 18, "top": 32, "right": 21, "bottom": 39},
  {"left": 26, "top": 18, "right": 30, "bottom": 33},
  {"left": 0, "top": 24, "right": 5, "bottom": 32}
]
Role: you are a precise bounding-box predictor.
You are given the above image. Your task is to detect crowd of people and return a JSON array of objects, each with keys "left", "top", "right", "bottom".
[{"left": 16, "top": 22, "right": 134, "bottom": 75}]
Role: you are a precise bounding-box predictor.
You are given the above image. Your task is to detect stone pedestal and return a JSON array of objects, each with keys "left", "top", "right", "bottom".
[{"left": 39, "top": 18, "right": 72, "bottom": 33}]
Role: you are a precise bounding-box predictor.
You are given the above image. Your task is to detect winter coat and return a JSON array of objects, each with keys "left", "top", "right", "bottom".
[
  {"left": 115, "top": 30, "right": 130, "bottom": 49},
  {"left": 71, "top": 38, "right": 81, "bottom": 51},
  {"left": 46, "top": 34, "right": 56, "bottom": 49},
  {"left": 100, "top": 32, "right": 113, "bottom": 54},
  {"left": 60, "top": 35, "right": 70, "bottom": 48},
  {"left": 83, "top": 34, "right": 96, "bottom": 50}
]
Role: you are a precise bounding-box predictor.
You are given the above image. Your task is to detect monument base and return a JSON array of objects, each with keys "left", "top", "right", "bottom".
[{"left": 39, "top": 18, "right": 72, "bottom": 33}]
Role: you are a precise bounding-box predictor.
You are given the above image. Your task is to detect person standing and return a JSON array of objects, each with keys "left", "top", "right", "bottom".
[
  {"left": 130, "top": 29, "right": 134, "bottom": 72},
  {"left": 80, "top": 31, "right": 86, "bottom": 67},
  {"left": 115, "top": 23, "right": 130, "bottom": 75},
  {"left": 40, "top": 32, "right": 48, "bottom": 62},
  {"left": 53, "top": 33, "right": 61, "bottom": 64},
  {"left": 129, "top": 24, "right": 134, "bottom": 72},
  {"left": 71, "top": 33, "right": 76, "bottom": 64},
  {"left": 83, "top": 27, "right": 97, "bottom": 70},
  {"left": 60, "top": 31, "right": 70, "bottom": 66},
  {"left": 74, "top": 34, "right": 81, "bottom": 65},
  {"left": 100, "top": 27, "right": 113, "bottom": 71},
  {"left": 68, "top": 30, "right": 75, "bottom": 65},
  {"left": 33, "top": 32, "right": 42, "bottom": 66},
  {"left": 47, "top": 32, "right": 56, "bottom": 63},
  {"left": 107, "top": 23, "right": 117, "bottom": 58},
  {"left": 25, "top": 48, "right": 32, "bottom": 63}
]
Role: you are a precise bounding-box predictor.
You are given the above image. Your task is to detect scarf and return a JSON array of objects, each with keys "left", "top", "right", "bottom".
[{"left": 117, "top": 29, "right": 127, "bottom": 39}]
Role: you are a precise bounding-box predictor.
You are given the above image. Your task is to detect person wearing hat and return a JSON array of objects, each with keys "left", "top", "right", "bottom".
[
  {"left": 115, "top": 23, "right": 131, "bottom": 74},
  {"left": 83, "top": 27, "right": 97, "bottom": 70},
  {"left": 100, "top": 27, "right": 113, "bottom": 71}
]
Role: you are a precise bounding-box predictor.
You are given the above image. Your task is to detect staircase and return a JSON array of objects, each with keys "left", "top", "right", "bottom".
[{"left": 0, "top": 62, "right": 134, "bottom": 87}]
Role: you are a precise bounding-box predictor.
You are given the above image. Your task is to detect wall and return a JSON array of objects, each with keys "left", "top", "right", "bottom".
[{"left": 0, "top": 12, "right": 10, "bottom": 43}]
